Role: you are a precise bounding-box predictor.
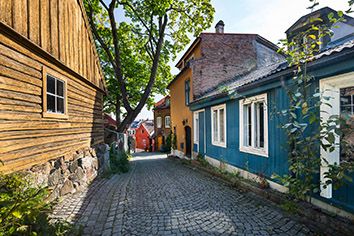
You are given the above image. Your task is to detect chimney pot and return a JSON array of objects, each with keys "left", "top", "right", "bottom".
[{"left": 215, "top": 20, "right": 225, "bottom": 33}]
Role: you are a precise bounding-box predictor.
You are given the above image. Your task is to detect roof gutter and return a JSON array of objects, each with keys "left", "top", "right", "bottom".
[{"left": 189, "top": 92, "right": 230, "bottom": 111}]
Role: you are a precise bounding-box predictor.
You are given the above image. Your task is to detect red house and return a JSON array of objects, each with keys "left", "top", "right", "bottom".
[{"left": 132, "top": 120, "right": 155, "bottom": 151}]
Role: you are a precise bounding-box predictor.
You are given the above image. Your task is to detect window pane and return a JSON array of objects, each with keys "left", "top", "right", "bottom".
[
  {"left": 165, "top": 116, "right": 170, "bottom": 128},
  {"left": 213, "top": 110, "right": 218, "bottom": 142},
  {"left": 255, "top": 102, "right": 265, "bottom": 148},
  {"left": 185, "top": 80, "right": 190, "bottom": 105},
  {"left": 47, "top": 75, "right": 55, "bottom": 94},
  {"left": 340, "top": 87, "right": 354, "bottom": 163},
  {"left": 194, "top": 115, "right": 199, "bottom": 142},
  {"left": 57, "top": 97, "right": 64, "bottom": 113},
  {"left": 244, "top": 104, "right": 252, "bottom": 146},
  {"left": 47, "top": 94, "right": 55, "bottom": 112},
  {"left": 259, "top": 102, "right": 265, "bottom": 148},
  {"left": 157, "top": 117, "right": 162, "bottom": 128},
  {"left": 340, "top": 87, "right": 354, "bottom": 115},
  {"left": 219, "top": 108, "right": 225, "bottom": 143},
  {"left": 57, "top": 80, "right": 64, "bottom": 97}
]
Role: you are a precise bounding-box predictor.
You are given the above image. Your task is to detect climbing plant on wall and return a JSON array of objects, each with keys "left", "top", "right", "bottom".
[{"left": 272, "top": 0, "right": 354, "bottom": 200}]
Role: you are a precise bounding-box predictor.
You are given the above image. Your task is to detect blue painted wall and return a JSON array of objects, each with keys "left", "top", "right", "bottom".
[
  {"left": 197, "top": 82, "right": 354, "bottom": 214},
  {"left": 201, "top": 87, "right": 290, "bottom": 179}
]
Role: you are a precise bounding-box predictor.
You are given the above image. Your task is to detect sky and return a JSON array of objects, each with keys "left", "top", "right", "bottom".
[{"left": 135, "top": 0, "right": 353, "bottom": 120}]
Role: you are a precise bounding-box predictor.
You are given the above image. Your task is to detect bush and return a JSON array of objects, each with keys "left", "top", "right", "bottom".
[
  {"left": 0, "top": 173, "right": 78, "bottom": 236},
  {"left": 109, "top": 144, "right": 131, "bottom": 174}
]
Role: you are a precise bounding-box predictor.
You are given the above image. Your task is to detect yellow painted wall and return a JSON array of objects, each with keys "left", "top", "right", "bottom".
[
  {"left": 169, "top": 42, "right": 202, "bottom": 155},
  {"left": 170, "top": 68, "right": 193, "bottom": 154}
]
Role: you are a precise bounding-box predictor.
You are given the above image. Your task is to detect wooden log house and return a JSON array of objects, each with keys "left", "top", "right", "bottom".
[{"left": 0, "top": 0, "right": 106, "bottom": 173}]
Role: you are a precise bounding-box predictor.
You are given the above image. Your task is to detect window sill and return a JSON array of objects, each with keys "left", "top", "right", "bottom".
[
  {"left": 43, "top": 112, "right": 69, "bottom": 119},
  {"left": 212, "top": 141, "right": 226, "bottom": 148},
  {"left": 240, "top": 146, "right": 268, "bottom": 157}
]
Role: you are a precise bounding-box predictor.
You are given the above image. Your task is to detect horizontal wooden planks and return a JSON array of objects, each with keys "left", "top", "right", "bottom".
[{"left": 0, "top": 33, "right": 104, "bottom": 173}]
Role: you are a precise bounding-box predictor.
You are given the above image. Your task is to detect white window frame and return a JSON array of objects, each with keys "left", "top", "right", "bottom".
[
  {"left": 165, "top": 116, "right": 171, "bottom": 128},
  {"left": 319, "top": 72, "right": 354, "bottom": 199},
  {"left": 42, "top": 66, "right": 68, "bottom": 119},
  {"left": 239, "top": 93, "right": 268, "bottom": 157},
  {"left": 156, "top": 117, "right": 162, "bottom": 128},
  {"left": 193, "top": 112, "right": 200, "bottom": 144},
  {"left": 211, "top": 104, "right": 227, "bottom": 148}
]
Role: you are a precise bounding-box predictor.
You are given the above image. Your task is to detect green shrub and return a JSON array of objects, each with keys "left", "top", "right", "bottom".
[
  {"left": 109, "top": 144, "right": 131, "bottom": 174},
  {"left": 0, "top": 173, "right": 78, "bottom": 236},
  {"left": 162, "top": 133, "right": 172, "bottom": 153},
  {"left": 171, "top": 132, "right": 177, "bottom": 150}
]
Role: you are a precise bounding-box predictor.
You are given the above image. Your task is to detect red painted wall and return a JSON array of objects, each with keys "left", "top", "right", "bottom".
[{"left": 135, "top": 125, "right": 151, "bottom": 151}]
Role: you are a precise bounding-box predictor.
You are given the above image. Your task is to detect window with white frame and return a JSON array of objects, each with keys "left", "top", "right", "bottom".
[
  {"left": 194, "top": 112, "right": 199, "bottom": 144},
  {"left": 239, "top": 93, "right": 268, "bottom": 157},
  {"left": 165, "top": 116, "right": 171, "bottom": 128},
  {"left": 211, "top": 104, "right": 226, "bottom": 147},
  {"left": 42, "top": 67, "right": 68, "bottom": 119},
  {"left": 156, "top": 117, "right": 162, "bottom": 128}
]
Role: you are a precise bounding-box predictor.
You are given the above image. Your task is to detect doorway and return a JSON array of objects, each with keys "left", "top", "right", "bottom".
[{"left": 185, "top": 126, "right": 191, "bottom": 157}]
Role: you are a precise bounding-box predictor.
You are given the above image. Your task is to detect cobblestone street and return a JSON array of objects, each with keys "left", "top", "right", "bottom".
[{"left": 52, "top": 153, "right": 313, "bottom": 235}]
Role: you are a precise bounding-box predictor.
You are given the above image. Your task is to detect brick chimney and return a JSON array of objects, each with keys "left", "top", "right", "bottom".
[{"left": 215, "top": 20, "right": 224, "bottom": 33}]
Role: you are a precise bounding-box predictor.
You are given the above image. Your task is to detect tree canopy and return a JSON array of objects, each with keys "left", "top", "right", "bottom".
[{"left": 84, "top": 0, "right": 215, "bottom": 131}]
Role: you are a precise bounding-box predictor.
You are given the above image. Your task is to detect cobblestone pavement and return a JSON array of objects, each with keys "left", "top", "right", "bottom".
[{"left": 52, "top": 152, "right": 314, "bottom": 236}]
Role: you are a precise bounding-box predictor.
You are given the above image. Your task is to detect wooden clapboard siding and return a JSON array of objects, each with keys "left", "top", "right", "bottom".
[
  {"left": 0, "top": 0, "right": 105, "bottom": 90},
  {"left": 0, "top": 0, "right": 105, "bottom": 173}
]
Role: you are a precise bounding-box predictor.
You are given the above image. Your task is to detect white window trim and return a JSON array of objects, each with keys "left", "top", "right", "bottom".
[
  {"left": 211, "top": 104, "right": 227, "bottom": 148},
  {"left": 239, "top": 93, "right": 269, "bottom": 157},
  {"left": 193, "top": 110, "right": 204, "bottom": 144},
  {"left": 165, "top": 116, "right": 171, "bottom": 128},
  {"left": 156, "top": 116, "right": 162, "bottom": 128},
  {"left": 319, "top": 72, "right": 354, "bottom": 199}
]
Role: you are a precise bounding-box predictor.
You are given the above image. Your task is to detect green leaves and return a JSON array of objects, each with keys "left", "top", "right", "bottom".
[
  {"left": 0, "top": 173, "right": 78, "bottom": 236},
  {"left": 85, "top": 0, "right": 214, "bottom": 129}
]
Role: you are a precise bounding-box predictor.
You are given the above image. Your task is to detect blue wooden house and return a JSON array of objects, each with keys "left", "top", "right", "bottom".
[{"left": 189, "top": 7, "right": 354, "bottom": 217}]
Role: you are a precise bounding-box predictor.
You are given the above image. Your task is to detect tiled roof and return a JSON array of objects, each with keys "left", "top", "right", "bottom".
[
  {"left": 195, "top": 39, "right": 354, "bottom": 102},
  {"left": 130, "top": 120, "right": 142, "bottom": 129},
  {"left": 154, "top": 95, "right": 170, "bottom": 110},
  {"left": 142, "top": 120, "right": 154, "bottom": 135}
]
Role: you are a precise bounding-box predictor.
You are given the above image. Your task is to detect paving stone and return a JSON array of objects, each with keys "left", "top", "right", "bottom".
[{"left": 51, "top": 152, "right": 316, "bottom": 235}]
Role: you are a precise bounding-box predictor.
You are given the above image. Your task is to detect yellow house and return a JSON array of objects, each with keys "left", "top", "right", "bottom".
[
  {"left": 167, "top": 38, "right": 202, "bottom": 158},
  {"left": 168, "top": 20, "right": 284, "bottom": 158}
]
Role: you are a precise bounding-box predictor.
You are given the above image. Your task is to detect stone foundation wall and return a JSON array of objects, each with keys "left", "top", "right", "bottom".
[{"left": 26, "top": 144, "right": 110, "bottom": 201}]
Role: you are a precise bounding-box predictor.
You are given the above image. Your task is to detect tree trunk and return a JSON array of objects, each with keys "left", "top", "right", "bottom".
[
  {"left": 116, "top": 15, "right": 168, "bottom": 133},
  {"left": 115, "top": 95, "right": 121, "bottom": 131}
]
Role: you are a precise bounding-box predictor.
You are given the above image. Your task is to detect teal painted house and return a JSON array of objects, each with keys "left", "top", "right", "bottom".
[{"left": 189, "top": 8, "right": 354, "bottom": 216}]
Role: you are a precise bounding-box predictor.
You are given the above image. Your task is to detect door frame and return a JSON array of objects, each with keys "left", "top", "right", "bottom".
[
  {"left": 193, "top": 109, "right": 205, "bottom": 154},
  {"left": 184, "top": 125, "right": 192, "bottom": 157},
  {"left": 319, "top": 72, "right": 354, "bottom": 198}
]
